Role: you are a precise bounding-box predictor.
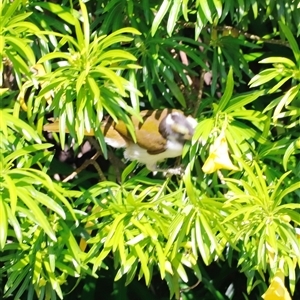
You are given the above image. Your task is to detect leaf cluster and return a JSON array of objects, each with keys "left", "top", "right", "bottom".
[{"left": 0, "top": 0, "right": 300, "bottom": 299}]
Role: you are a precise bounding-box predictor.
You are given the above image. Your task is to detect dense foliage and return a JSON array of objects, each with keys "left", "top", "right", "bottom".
[{"left": 1, "top": 0, "right": 300, "bottom": 299}]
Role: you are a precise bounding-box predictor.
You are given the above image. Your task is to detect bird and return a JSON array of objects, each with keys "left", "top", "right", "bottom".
[{"left": 44, "top": 108, "right": 197, "bottom": 174}]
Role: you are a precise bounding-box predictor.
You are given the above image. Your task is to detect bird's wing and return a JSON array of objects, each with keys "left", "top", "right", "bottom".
[
  {"left": 114, "top": 109, "right": 176, "bottom": 154},
  {"left": 135, "top": 115, "right": 167, "bottom": 154},
  {"left": 101, "top": 118, "right": 128, "bottom": 148}
]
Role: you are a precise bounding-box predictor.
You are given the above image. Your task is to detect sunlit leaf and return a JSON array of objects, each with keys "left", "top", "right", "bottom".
[
  {"left": 33, "top": 2, "right": 77, "bottom": 25},
  {"left": 259, "top": 57, "right": 296, "bottom": 67},
  {"left": 198, "top": 0, "right": 213, "bottom": 23},
  {"left": 249, "top": 69, "right": 280, "bottom": 87},
  {"left": 151, "top": 0, "right": 171, "bottom": 36},
  {"left": 167, "top": 0, "right": 181, "bottom": 36},
  {"left": 17, "top": 188, "right": 57, "bottom": 241},
  {"left": 217, "top": 67, "right": 234, "bottom": 112},
  {"left": 0, "top": 199, "right": 8, "bottom": 249},
  {"left": 279, "top": 21, "right": 300, "bottom": 64},
  {"left": 273, "top": 85, "right": 299, "bottom": 121}
]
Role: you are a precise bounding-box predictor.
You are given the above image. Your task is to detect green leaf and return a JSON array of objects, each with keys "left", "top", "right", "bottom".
[
  {"left": 6, "top": 21, "right": 40, "bottom": 33},
  {"left": 3, "top": 144, "right": 51, "bottom": 166},
  {"left": 5, "top": 36, "right": 35, "bottom": 66},
  {"left": 249, "top": 69, "right": 279, "bottom": 87},
  {"left": 162, "top": 72, "right": 186, "bottom": 107},
  {"left": 44, "top": 258, "right": 64, "bottom": 299},
  {"left": 192, "top": 118, "right": 214, "bottom": 145},
  {"left": 7, "top": 12, "right": 33, "bottom": 25},
  {"left": 217, "top": 67, "right": 234, "bottom": 112},
  {"left": 198, "top": 0, "right": 213, "bottom": 23},
  {"left": 273, "top": 85, "right": 299, "bottom": 121},
  {"left": 286, "top": 256, "right": 296, "bottom": 294},
  {"left": 56, "top": 261, "right": 80, "bottom": 277},
  {"left": 182, "top": 0, "right": 189, "bottom": 21},
  {"left": 213, "top": 0, "right": 223, "bottom": 18},
  {"left": 17, "top": 188, "right": 57, "bottom": 241},
  {"left": 151, "top": 0, "right": 171, "bottom": 36},
  {"left": 2, "top": 173, "right": 17, "bottom": 214},
  {"left": 165, "top": 214, "right": 184, "bottom": 255},
  {"left": 230, "top": 120, "right": 267, "bottom": 144},
  {"left": 233, "top": 159, "right": 267, "bottom": 202},
  {"left": 279, "top": 21, "right": 300, "bottom": 64},
  {"left": 265, "top": 224, "right": 278, "bottom": 255},
  {"left": 38, "top": 51, "right": 72, "bottom": 63},
  {"left": 173, "top": 257, "right": 188, "bottom": 282},
  {"left": 4, "top": 264, "right": 31, "bottom": 298},
  {"left": 60, "top": 221, "right": 82, "bottom": 265},
  {"left": 0, "top": 199, "right": 8, "bottom": 249},
  {"left": 277, "top": 225, "right": 300, "bottom": 257},
  {"left": 33, "top": 2, "right": 76, "bottom": 25},
  {"left": 199, "top": 212, "right": 220, "bottom": 255},
  {"left": 237, "top": 0, "right": 245, "bottom": 19},
  {"left": 79, "top": 0, "right": 90, "bottom": 49},
  {"left": 76, "top": 70, "right": 88, "bottom": 97},
  {"left": 155, "top": 242, "right": 166, "bottom": 278},
  {"left": 104, "top": 27, "right": 140, "bottom": 40},
  {"left": 225, "top": 126, "right": 243, "bottom": 158},
  {"left": 268, "top": 75, "right": 293, "bottom": 94},
  {"left": 229, "top": 110, "right": 267, "bottom": 124},
  {"left": 126, "top": 231, "right": 150, "bottom": 285},
  {"left": 11, "top": 271, "right": 31, "bottom": 300},
  {"left": 5, "top": 203, "right": 22, "bottom": 242},
  {"left": 33, "top": 190, "right": 66, "bottom": 219},
  {"left": 195, "top": 215, "right": 210, "bottom": 265},
  {"left": 98, "top": 49, "right": 137, "bottom": 62},
  {"left": 283, "top": 140, "right": 299, "bottom": 171},
  {"left": 128, "top": 69, "right": 140, "bottom": 110},
  {"left": 257, "top": 229, "right": 267, "bottom": 269},
  {"left": 167, "top": 0, "right": 181, "bottom": 36},
  {"left": 275, "top": 182, "right": 300, "bottom": 206},
  {"left": 224, "top": 90, "right": 265, "bottom": 113},
  {"left": 92, "top": 67, "right": 126, "bottom": 96},
  {"left": 1, "top": 0, "right": 21, "bottom": 24},
  {"left": 259, "top": 57, "right": 296, "bottom": 67},
  {"left": 6, "top": 51, "right": 32, "bottom": 78}
]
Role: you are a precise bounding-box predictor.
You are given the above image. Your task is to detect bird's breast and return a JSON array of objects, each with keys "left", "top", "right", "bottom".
[{"left": 123, "top": 139, "right": 184, "bottom": 169}]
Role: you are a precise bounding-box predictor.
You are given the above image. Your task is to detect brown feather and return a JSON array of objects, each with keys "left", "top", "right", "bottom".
[
  {"left": 113, "top": 109, "right": 182, "bottom": 153},
  {"left": 101, "top": 118, "right": 128, "bottom": 148},
  {"left": 43, "top": 120, "right": 95, "bottom": 136},
  {"left": 43, "top": 109, "right": 184, "bottom": 152}
]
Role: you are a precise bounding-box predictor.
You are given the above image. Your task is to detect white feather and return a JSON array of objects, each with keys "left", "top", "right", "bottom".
[
  {"left": 104, "top": 137, "right": 127, "bottom": 148},
  {"left": 123, "top": 139, "right": 183, "bottom": 170}
]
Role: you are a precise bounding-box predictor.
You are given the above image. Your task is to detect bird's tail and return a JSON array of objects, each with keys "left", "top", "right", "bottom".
[
  {"left": 43, "top": 120, "right": 95, "bottom": 136},
  {"left": 43, "top": 119, "right": 127, "bottom": 148}
]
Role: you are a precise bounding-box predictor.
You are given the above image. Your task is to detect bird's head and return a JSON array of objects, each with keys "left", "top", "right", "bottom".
[{"left": 159, "top": 111, "right": 197, "bottom": 143}]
